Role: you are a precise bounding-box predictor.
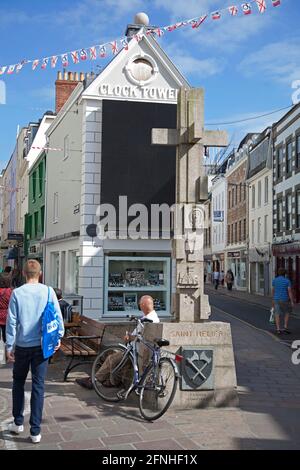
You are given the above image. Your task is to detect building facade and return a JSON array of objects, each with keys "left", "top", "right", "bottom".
[
  {"left": 211, "top": 175, "right": 227, "bottom": 274},
  {"left": 247, "top": 128, "right": 273, "bottom": 295},
  {"left": 225, "top": 137, "right": 254, "bottom": 290},
  {"left": 272, "top": 104, "right": 300, "bottom": 304}
]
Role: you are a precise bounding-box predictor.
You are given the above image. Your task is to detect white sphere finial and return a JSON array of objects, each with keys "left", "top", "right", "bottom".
[{"left": 134, "top": 12, "right": 150, "bottom": 26}]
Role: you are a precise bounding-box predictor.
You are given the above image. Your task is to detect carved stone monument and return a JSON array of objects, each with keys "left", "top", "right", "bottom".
[{"left": 143, "top": 88, "right": 238, "bottom": 408}]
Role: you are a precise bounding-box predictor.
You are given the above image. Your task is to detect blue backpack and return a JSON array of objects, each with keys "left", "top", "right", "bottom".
[{"left": 41, "top": 287, "right": 60, "bottom": 359}]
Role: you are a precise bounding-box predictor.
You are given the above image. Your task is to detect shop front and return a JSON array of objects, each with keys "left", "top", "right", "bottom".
[
  {"left": 226, "top": 250, "right": 247, "bottom": 290},
  {"left": 273, "top": 241, "right": 300, "bottom": 304},
  {"left": 248, "top": 246, "right": 272, "bottom": 296}
]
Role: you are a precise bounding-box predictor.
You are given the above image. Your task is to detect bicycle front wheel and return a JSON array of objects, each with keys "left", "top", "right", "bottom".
[
  {"left": 139, "top": 357, "right": 178, "bottom": 421},
  {"left": 92, "top": 345, "right": 134, "bottom": 402}
]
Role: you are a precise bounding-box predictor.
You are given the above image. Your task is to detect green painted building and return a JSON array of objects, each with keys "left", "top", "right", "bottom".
[{"left": 24, "top": 151, "right": 46, "bottom": 265}]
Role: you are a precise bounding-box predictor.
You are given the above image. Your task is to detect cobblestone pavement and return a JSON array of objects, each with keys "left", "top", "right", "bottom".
[{"left": 1, "top": 306, "right": 300, "bottom": 450}]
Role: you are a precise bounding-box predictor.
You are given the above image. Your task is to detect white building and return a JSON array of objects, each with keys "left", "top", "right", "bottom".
[
  {"left": 272, "top": 103, "right": 300, "bottom": 304},
  {"left": 211, "top": 175, "right": 227, "bottom": 274},
  {"left": 43, "top": 21, "right": 190, "bottom": 319},
  {"left": 247, "top": 128, "right": 273, "bottom": 295}
]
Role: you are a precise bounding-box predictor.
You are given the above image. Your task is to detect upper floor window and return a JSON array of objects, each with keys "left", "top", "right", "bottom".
[
  {"left": 251, "top": 220, "right": 255, "bottom": 244},
  {"left": 257, "top": 217, "right": 261, "bottom": 243},
  {"left": 277, "top": 198, "right": 283, "bottom": 232},
  {"left": 252, "top": 185, "right": 255, "bottom": 209},
  {"left": 32, "top": 171, "right": 37, "bottom": 201},
  {"left": 296, "top": 134, "right": 300, "bottom": 169},
  {"left": 286, "top": 141, "right": 292, "bottom": 174},
  {"left": 38, "top": 161, "right": 43, "bottom": 196},
  {"left": 277, "top": 146, "right": 283, "bottom": 179},
  {"left": 264, "top": 176, "right": 268, "bottom": 204},
  {"left": 297, "top": 190, "right": 300, "bottom": 228},
  {"left": 258, "top": 181, "right": 261, "bottom": 207},
  {"left": 264, "top": 215, "right": 268, "bottom": 242},
  {"left": 228, "top": 191, "right": 231, "bottom": 209},
  {"left": 286, "top": 194, "right": 292, "bottom": 231},
  {"left": 232, "top": 188, "right": 235, "bottom": 208}
]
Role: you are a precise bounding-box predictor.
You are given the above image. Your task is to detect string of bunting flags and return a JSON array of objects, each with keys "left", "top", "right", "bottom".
[{"left": 0, "top": 0, "right": 282, "bottom": 76}]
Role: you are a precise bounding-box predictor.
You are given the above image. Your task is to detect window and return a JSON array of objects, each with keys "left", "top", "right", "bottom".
[
  {"left": 41, "top": 206, "right": 45, "bottom": 233},
  {"left": 286, "top": 141, "right": 292, "bottom": 174},
  {"left": 243, "top": 219, "right": 246, "bottom": 241},
  {"left": 228, "top": 191, "right": 231, "bottom": 209},
  {"left": 38, "top": 161, "right": 43, "bottom": 196},
  {"left": 264, "top": 215, "right": 268, "bottom": 242},
  {"left": 28, "top": 214, "right": 33, "bottom": 238},
  {"left": 235, "top": 222, "right": 237, "bottom": 243},
  {"left": 64, "top": 135, "right": 69, "bottom": 160},
  {"left": 277, "top": 147, "right": 283, "bottom": 178},
  {"left": 34, "top": 211, "right": 39, "bottom": 237},
  {"left": 228, "top": 225, "right": 231, "bottom": 244},
  {"left": 232, "top": 188, "right": 235, "bottom": 208},
  {"left": 277, "top": 198, "right": 283, "bottom": 232},
  {"left": 239, "top": 220, "right": 242, "bottom": 242},
  {"left": 252, "top": 185, "right": 255, "bottom": 209},
  {"left": 231, "top": 225, "right": 234, "bottom": 244},
  {"left": 51, "top": 252, "right": 60, "bottom": 288},
  {"left": 32, "top": 171, "right": 37, "bottom": 201},
  {"left": 53, "top": 192, "right": 58, "bottom": 223},
  {"left": 258, "top": 181, "right": 261, "bottom": 207},
  {"left": 239, "top": 183, "right": 242, "bottom": 202},
  {"left": 251, "top": 220, "right": 255, "bottom": 244},
  {"left": 297, "top": 135, "right": 300, "bottom": 168},
  {"left": 297, "top": 191, "right": 300, "bottom": 228},
  {"left": 286, "top": 194, "right": 292, "bottom": 230},
  {"left": 235, "top": 186, "right": 238, "bottom": 206},
  {"left": 264, "top": 176, "right": 269, "bottom": 204},
  {"left": 257, "top": 217, "right": 261, "bottom": 243}
]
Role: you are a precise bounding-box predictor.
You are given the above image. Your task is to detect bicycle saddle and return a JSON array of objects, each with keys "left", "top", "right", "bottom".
[{"left": 154, "top": 338, "right": 170, "bottom": 347}]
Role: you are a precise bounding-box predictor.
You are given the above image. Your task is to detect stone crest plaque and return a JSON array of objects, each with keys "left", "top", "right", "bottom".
[{"left": 181, "top": 346, "right": 214, "bottom": 390}]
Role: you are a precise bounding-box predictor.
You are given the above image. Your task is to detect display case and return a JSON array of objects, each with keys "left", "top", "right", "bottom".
[{"left": 104, "top": 256, "right": 171, "bottom": 317}]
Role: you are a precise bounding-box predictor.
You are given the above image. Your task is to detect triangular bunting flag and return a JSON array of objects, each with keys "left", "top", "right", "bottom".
[
  {"left": 212, "top": 11, "right": 221, "bottom": 20},
  {"left": 90, "top": 46, "right": 97, "bottom": 60},
  {"left": 154, "top": 28, "right": 164, "bottom": 37},
  {"left": 0, "top": 66, "right": 7, "bottom": 75},
  {"left": 110, "top": 41, "right": 118, "bottom": 55},
  {"left": 16, "top": 60, "right": 26, "bottom": 73},
  {"left": 32, "top": 59, "right": 39, "bottom": 70},
  {"left": 71, "top": 51, "right": 79, "bottom": 64},
  {"left": 256, "top": 0, "right": 266, "bottom": 13},
  {"left": 121, "top": 38, "right": 129, "bottom": 50},
  {"left": 190, "top": 15, "right": 207, "bottom": 29},
  {"left": 7, "top": 65, "right": 16, "bottom": 74},
  {"left": 80, "top": 49, "right": 87, "bottom": 61},
  {"left": 41, "top": 58, "right": 49, "bottom": 70},
  {"left": 61, "top": 54, "right": 69, "bottom": 68},
  {"left": 272, "top": 0, "right": 281, "bottom": 6},
  {"left": 228, "top": 6, "right": 238, "bottom": 16},
  {"left": 51, "top": 56, "right": 58, "bottom": 68},
  {"left": 100, "top": 46, "right": 106, "bottom": 58},
  {"left": 242, "top": 3, "right": 252, "bottom": 15},
  {"left": 133, "top": 33, "right": 143, "bottom": 42}
]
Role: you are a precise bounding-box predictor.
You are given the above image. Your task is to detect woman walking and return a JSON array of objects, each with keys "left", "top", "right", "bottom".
[{"left": 0, "top": 275, "right": 13, "bottom": 343}]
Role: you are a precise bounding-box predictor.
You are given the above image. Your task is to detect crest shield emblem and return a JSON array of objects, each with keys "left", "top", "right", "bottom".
[{"left": 181, "top": 347, "right": 214, "bottom": 390}]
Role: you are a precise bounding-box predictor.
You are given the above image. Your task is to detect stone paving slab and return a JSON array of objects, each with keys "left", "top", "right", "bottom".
[{"left": 1, "top": 307, "right": 300, "bottom": 450}]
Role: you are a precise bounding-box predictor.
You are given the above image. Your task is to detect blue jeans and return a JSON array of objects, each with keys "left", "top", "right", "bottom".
[{"left": 13, "top": 346, "right": 48, "bottom": 436}]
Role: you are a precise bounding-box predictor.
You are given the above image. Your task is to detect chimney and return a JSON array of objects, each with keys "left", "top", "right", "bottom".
[{"left": 55, "top": 71, "right": 80, "bottom": 113}]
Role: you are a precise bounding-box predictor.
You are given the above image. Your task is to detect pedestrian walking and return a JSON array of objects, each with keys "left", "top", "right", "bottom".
[
  {"left": 220, "top": 270, "right": 225, "bottom": 286},
  {"left": 213, "top": 269, "right": 220, "bottom": 290},
  {"left": 272, "top": 268, "right": 294, "bottom": 335},
  {"left": 225, "top": 269, "right": 234, "bottom": 291},
  {"left": 0, "top": 275, "right": 13, "bottom": 344},
  {"left": 5, "top": 260, "right": 64, "bottom": 444}
]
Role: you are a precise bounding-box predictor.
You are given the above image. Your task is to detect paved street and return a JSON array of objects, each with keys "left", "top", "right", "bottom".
[{"left": 1, "top": 293, "right": 300, "bottom": 450}]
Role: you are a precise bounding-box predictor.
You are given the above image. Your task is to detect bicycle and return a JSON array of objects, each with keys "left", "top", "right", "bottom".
[{"left": 91, "top": 315, "right": 182, "bottom": 421}]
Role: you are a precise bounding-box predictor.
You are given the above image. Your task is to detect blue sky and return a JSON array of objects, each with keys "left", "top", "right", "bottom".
[{"left": 0, "top": 0, "right": 299, "bottom": 169}]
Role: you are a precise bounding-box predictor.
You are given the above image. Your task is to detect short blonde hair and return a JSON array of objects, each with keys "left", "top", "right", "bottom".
[{"left": 23, "top": 260, "right": 41, "bottom": 280}]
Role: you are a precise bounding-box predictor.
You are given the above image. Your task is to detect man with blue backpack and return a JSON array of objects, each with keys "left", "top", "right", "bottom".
[{"left": 5, "top": 259, "right": 64, "bottom": 444}]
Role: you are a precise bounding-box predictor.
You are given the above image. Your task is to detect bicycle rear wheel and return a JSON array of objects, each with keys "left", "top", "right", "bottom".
[
  {"left": 139, "top": 357, "right": 178, "bottom": 421},
  {"left": 92, "top": 345, "right": 134, "bottom": 402}
]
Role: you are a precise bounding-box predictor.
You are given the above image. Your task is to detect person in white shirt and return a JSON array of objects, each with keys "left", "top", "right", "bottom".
[
  {"left": 76, "top": 295, "right": 159, "bottom": 389},
  {"left": 213, "top": 269, "right": 220, "bottom": 290}
]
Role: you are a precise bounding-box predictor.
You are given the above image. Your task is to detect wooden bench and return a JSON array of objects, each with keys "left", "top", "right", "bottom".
[{"left": 60, "top": 316, "right": 105, "bottom": 381}]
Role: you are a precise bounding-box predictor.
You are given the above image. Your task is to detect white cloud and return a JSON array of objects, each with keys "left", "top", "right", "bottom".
[
  {"left": 31, "top": 86, "right": 55, "bottom": 103},
  {"left": 238, "top": 39, "right": 300, "bottom": 84}
]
